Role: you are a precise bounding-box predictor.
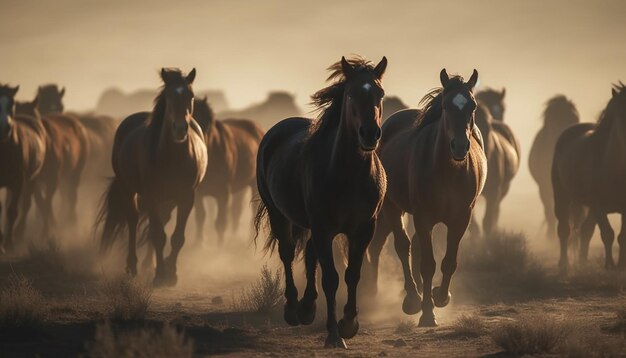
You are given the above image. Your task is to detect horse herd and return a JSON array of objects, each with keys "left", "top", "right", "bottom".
[{"left": 0, "top": 55, "right": 625, "bottom": 348}]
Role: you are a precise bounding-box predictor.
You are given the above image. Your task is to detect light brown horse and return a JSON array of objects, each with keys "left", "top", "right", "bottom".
[
  {"left": 254, "top": 56, "right": 387, "bottom": 348},
  {"left": 34, "top": 85, "right": 90, "bottom": 233},
  {"left": 0, "top": 85, "right": 46, "bottom": 252},
  {"left": 475, "top": 88, "right": 506, "bottom": 121},
  {"left": 470, "top": 103, "right": 520, "bottom": 237},
  {"left": 71, "top": 112, "right": 118, "bottom": 180},
  {"left": 192, "top": 97, "right": 264, "bottom": 244},
  {"left": 553, "top": 83, "right": 626, "bottom": 273},
  {"left": 529, "top": 95, "right": 579, "bottom": 238},
  {"left": 97, "top": 68, "right": 207, "bottom": 286},
  {"left": 367, "top": 70, "right": 486, "bottom": 327}
]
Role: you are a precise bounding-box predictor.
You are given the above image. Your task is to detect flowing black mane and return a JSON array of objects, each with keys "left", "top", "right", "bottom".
[
  {"left": 415, "top": 75, "right": 467, "bottom": 132},
  {"left": 309, "top": 56, "right": 377, "bottom": 134},
  {"left": 595, "top": 82, "right": 626, "bottom": 138},
  {"left": 192, "top": 96, "right": 215, "bottom": 133},
  {"left": 543, "top": 95, "right": 579, "bottom": 127}
]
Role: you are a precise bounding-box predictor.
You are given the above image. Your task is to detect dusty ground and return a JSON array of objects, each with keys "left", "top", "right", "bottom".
[{"left": 0, "top": 221, "right": 624, "bottom": 358}]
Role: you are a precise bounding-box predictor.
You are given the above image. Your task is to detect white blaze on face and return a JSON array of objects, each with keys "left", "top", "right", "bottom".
[
  {"left": 363, "top": 83, "right": 372, "bottom": 92},
  {"left": 176, "top": 86, "right": 184, "bottom": 95},
  {"left": 452, "top": 93, "right": 468, "bottom": 110}
]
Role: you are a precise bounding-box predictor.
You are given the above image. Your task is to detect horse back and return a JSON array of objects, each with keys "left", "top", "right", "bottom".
[
  {"left": 223, "top": 119, "right": 265, "bottom": 190},
  {"left": 43, "top": 113, "right": 90, "bottom": 172}
]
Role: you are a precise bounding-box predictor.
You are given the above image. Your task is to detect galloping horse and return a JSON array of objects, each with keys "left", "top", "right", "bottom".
[
  {"left": 476, "top": 87, "right": 506, "bottom": 121},
  {"left": 254, "top": 56, "right": 387, "bottom": 348},
  {"left": 471, "top": 103, "right": 520, "bottom": 237},
  {"left": 0, "top": 85, "right": 46, "bottom": 252},
  {"left": 529, "top": 95, "right": 579, "bottom": 238},
  {"left": 367, "top": 70, "right": 486, "bottom": 326},
  {"left": 553, "top": 83, "right": 626, "bottom": 273},
  {"left": 35, "top": 84, "right": 90, "bottom": 230},
  {"left": 192, "top": 97, "right": 264, "bottom": 244},
  {"left": 97, "top": 68, "right": 207, "bottom": 286}
]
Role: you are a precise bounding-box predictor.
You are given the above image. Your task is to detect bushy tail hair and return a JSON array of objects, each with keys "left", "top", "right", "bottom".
[
  {"left": 253, "top": 198, "right": 309, "bottom": 256},
  {"left": 95, "top": 177, "right": 134, "bottom": 252}
]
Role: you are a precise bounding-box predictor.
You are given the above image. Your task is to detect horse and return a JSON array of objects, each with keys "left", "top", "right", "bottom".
[
  {"left": 70, "top": 112, "right": 118, "bottom": 180},
  {"left": 529, "top": 95, "right": 580, "bottom": 238},
  {"left": 217, "top": 91, "right": 302, "bottom": 129},
  {"left": 0, "top": 85, "right": 46, "bottom": 252},
  {"left": 382, "top": 95, "right": 408, "bottom": 122},
  {"left": 192, "top": 96, "right": 264, "bottom": 244},
  {"left": 97, "top": 68, "right": 207, "bottom": 286},
  {"left": 254, "top": 55, "right": 387, "bottom": 348},
  {"left": 366, "top": 69, "right": 486, "bottom": 327},
  {"left": 470, "top": 103, "right": 520, "bottom": 237},
  {"left": 475, "top": 87, "right": 506, "bottom": 121},
  {"left": 34, "top": 84, "right": 90, "bottom": 230},
  {"left": 553, "top": 83, "right": 626, "bottom": 273}
]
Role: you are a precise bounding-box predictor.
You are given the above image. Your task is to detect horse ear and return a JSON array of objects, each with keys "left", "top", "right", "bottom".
[
  {"left": 60, "top": 87, "right": 65, "bottom": 97},
  {"left": 33, "top": 94, "right": 39, "bottom": 106},
  {"left": 467, "top": 69, "right": 479, "bottom": 90},
  {"left": 160, "top": 68, "right": 170, "bottom": 84},
  {"left": 186, "top": 68, "right": 196, "bottom": 84},
  {"left": 440, "top": 68, "right": 450, "bottom": 87},
  {"left": 341, "top": 56, "right": 354, "bottom": 77},
  {"left": 10, "top": 85, "right": 19, "bottom": 96},
  {"left": 613, "top": 87, "right": 618, "bottom": 97},
  {"left": 501, "top": 87, "right": 506, "bottom": 99},
  {"left": 374, "top": 56, "right": 388, "bottom": 80}
]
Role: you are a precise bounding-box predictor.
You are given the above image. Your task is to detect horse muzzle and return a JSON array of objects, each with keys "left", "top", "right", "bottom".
[
  {"left": 450, "top": 139, "right": 470, "bottom": 161},
  {"left": 358, "top": 125, "right": 382, "bottom": 152},
  {"left": 172, "top": 122, "right": 189, "bottom": 142}
]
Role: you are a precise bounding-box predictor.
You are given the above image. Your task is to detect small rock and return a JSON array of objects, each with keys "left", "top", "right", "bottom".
[{"left": 212, "top": 296, "right": 224, "bottom": 304}]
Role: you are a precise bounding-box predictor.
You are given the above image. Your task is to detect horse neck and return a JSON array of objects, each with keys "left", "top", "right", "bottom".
[{"left": 603, "top": 122, "right": 626, "bottom": 168}]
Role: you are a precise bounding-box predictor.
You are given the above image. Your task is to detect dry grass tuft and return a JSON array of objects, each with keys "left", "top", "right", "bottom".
[
  {"left": 231, "top": 264, "right": 284, "bottom": 313},
  {"left": 0, "top": 274, "right": 47, "bottom": 331},
  {"left": 461, "top": 231, "right": 529, "bottom": 272},
  {"left": 103, "top": 276, "right": 152, "bottom": 321},
  {"left": 491, "top": 314, "right": 570, "bottom": 355},
  {"left": 452, "top": 314, "right": 487, "bottom": 337},
  {"left": 26, "top": 240, "right": 65, "bottom": 272},
  {"left": 395, "top": 319, "right": 417, "bottom": 334},
  {"left": 87, "top": 322, "right": 193, "bottom": 358},
  {"left": 561, "top": 329, "right": 626, "bottom": 358}
]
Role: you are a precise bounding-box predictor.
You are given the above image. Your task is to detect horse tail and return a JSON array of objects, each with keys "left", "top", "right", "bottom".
[
  {"left": 253, "top": 198, "right": 274, "bottom": 252},
  {"left": 96, "top": 176, "right": 134, "bottom": 251}
]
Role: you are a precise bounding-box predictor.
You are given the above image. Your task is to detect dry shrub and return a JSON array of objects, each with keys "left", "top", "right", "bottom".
[
  {"left": 461, "top": 231, "right": 529, "bottom": 272},
  {"left": 561, "top": 329, "right": 626, "bottom": 358},
  {"left": 103, "top": 276, "right": 152, "bottom": 321},
  {"left": 231, "top": 264, "right": 284, "bottom": 313},
  {"left": 0, "top": 274, "right": 47, "bottom": 331},
  {"left": 395, "top": 319, "right": 417, "bottom": 334},
  {"left": 87, "top": 322, "right": 193, "bottom": 358},
  {"left": 491, "top": 314, "right": 570, "bottom": 355},
  {"left": 26, "top": 240, "right": 64, "bottom": 272},
  {"left": 453, "top": 314, "right": 487, "bottom": 337}
]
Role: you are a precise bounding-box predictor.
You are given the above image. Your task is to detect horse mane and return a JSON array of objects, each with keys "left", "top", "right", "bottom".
[
  {"left": 192, "top": 97, "right": 215, "bottom": 133},
  {"left": 414, "top": 75, "right": 467, "bottom": 131},
  {"left": 309, "top": 55, "right": 377, "bottom": 134},
  {"left": 543, "top": 95, "right": 579, "bottom": 127},
  {"left": 594, "top": 82, "right": 626, "bottom": 138}
]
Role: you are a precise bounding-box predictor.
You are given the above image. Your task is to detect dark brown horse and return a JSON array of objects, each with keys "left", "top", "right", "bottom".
[
  {"left": 367, "top": 70, "right": 486, "bottom": 327},
  {"left": 529, "top": 95, "right": 579, "bottom": 238},
  {"left": 470, "top": 103, "right": 520, "bottom": 237},
  {"left": 0, "top": 85, "right": 46, "bottom": 252},
  {"left": 34, "top": 85, "right": 90, "bottom": 231},
  {"left": 475, "top": 87, "right": 506, "bottom": 121},
  {"left": 192, "top": 96, "right": 264, "bottom": 244},
  {"left": 254, "top": 56, "right": 387, "bottom": 348},
  {"left": 97, "top": 68, "right": 207, "bottom": 286},
  {"left": 553, "top": 83, "right": 626, "bottom": 273}
]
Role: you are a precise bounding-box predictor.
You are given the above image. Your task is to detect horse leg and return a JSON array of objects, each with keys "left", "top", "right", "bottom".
[
  {"left": 414, "top": 219, "right": 436, "bottom": 327},
  {"left": 338, "top": 219, "right": 375, "bottom": 340},
  {"left": 3, "top": 186, "right": 21, "bottom": 251},
  {"left": 577, "top": 213, "right": 595, "bottom": 265},
  {"left": 393, "top": 211, "right": 421, "bottom": 315},
  {"left": 468, "top": 213, "right": 481, "bottom": 238},
  {"left": 482, "top": 193, "right": 500, "bottom": 239},
  {"left": 14, "top": 182, "right": 34, "bottom": 241},
  {"left": 297, "top": 236, "right": 318, "bottom": 325},
  {"left": 363, "top": 210, "right": 391, "bottom": 298},
  {"left": 149, "top": 209, "right": 168, "bottom": 287},
  {"left": 554, "top": 180, "right": 571, "bottom": 274},
  {"left": 618, "top": 214, "right": 626, "bottom": 270},
  {"left": 311, "top": 228, "right": 344, "bottom": 349},
  {"left": 433, "top": 217, "right": 469, "bottom": 309},
  {"left": 215, "top": 192, "right": 230, "bottom": 245},
  {"left": 595, "top": 213, "right": 615, "bottom": 270},
  {"left": 126, "top": 203, "right": 139, "bottom": 277},
  {"left": 164, "top": 192, "right": 194, "bottom": 286},
  {"left": 539, "top": 185, "right": 556, "bottom": 239},
  {"left": 194, "top": 194, "right": 206, "bottom": 245}
]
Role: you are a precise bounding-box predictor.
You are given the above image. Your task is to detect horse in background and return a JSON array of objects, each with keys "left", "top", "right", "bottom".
[
  {"left": 35, "top": 84, "right": 90, "bottom": 231},
  {"left": 217, "top": 91, "right": 302, "bottom": 130},
  {"left": 475, "top": 87, "right": 506, "bottom": 121},
  {"left": 192, "top": 96, "right": 264, "bottom": 244},
  {"left": 529, "top": 95, "right": 580, "bottom": 239},
  {"left": 97, "top": 68, "right": 207, "bottom": 286},
  {"left": 470, "top": 102, "right": 520, "bottom": 237},
  {"left": 254, "top": 56, "right": 387, "bottom": 348},
  {"left": 382, "top": 96, "right": 408, "bottom": 121},
  {"left": 553, "top": 83, "right": 626, "bottom": 273},
  {"left": 0, "top": 85, "right": 46, "bottom": 252},
  {"left": 366, "top": 69, "right": 486, "bottom": 327}
]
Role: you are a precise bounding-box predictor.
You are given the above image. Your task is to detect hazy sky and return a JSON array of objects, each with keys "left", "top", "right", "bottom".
[{"left": 2, "top": 0, "right": 625, "bottom": 230}]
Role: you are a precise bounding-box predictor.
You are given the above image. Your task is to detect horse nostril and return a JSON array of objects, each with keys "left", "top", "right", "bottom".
[{"left": 375, "top": 127, "right": 382, "bottom": 140}]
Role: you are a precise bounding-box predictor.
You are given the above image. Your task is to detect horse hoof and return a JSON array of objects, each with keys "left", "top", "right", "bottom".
[
  {"left": 432, "top": 287, "right": 451, "bottom": 308},
  {"left": 284, "top": 304, "right": 299, "bottom": 326},
  {"left": 338, "top": 318, "right": 359, "bottom": 339},
  {"left": 418, "top": 314, "right": 438, "bottom": 327},
  {"left": 402, "top": 293, "right": 422, "bottom": 315},
  {"left": 126, "top": 265, "right": 138, "bottom": 277},
  {"left": 297, "top": 300, "right": 316, "bottom": 325},
  {"left": 324, "top": 334, "right": 347, "bottom": 349},
  {"left": 153, "top": 274, "right": 167, "bottom": 288}
]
